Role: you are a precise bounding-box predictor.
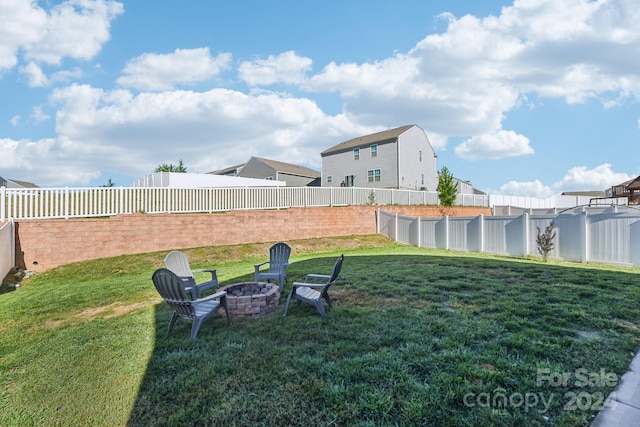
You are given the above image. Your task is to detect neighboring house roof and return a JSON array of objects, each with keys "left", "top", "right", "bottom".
[
  {"left": 210, "top": 157, "right": 320, "bottom": 179},
  {"left": 562, "top": 191, "right": 606, "bottom": 197},
  {"left": 320, "top": 124, "right": 415, "bottom": 156},
  {"left": 0, "top": 177, "right": 39, "bottom": 188},
  {"left": 610, "top": 176, "right": 640, "bottom": 196},
  {"left": 211, "top": 163, "right": 245, "bottom": 175},
  {"left": 250, "top": 156, "right": 320, "bottom": 178},
  {"left": 627, "top": 176, "right": 640, "bottom": 191}
]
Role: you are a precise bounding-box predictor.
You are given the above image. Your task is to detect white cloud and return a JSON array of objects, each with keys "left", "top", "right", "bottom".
[
  {"left": 239, "top": 51, "right": 313, "bottom": 86},
  {"left": 23, "top": 0, "right": 124, "bottom": 65},
  {"left": 498, "top": 179, "right": 556, "bottom": 198},
  {"left": 116, "top": 48, "right": 232, "bottom": 91},
  {"left": 551, "top": 163, "right": 633, "bottom": 191},
  {"left": 454, "top": 130, "right": 533, "bottom": 160},
  {"left": 495, "top": 163, "right": 633, "bottom": 198},
  {"left": 32, "top": 106, "right": 49, "bottom": 122},
  {"left": 300, "top": 0, "right": 640, "bottom": 143},
  {"left": 10, "top": 116, "right": 20, "bottom": 126},
  {"left": 20, "top": 62, "right": 48, "bottom": 87},
  {"left": 0, "top": 0, "right": 47, "bottom": 70},
  {"left": 32, "top": 83, "right": 367, "bottom": 185}
]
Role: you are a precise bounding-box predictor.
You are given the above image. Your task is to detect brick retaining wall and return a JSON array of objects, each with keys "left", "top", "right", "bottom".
[{"left": 14, "top": 205, "right": 490, "bottom": 271}]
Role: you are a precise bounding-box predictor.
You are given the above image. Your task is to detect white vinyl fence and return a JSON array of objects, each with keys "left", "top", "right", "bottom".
[
  {"left": 378, "top": 206, "right": 640, "bottom": 268},
  {"left": 0, "top": 186, "right": 488, "bottom": 221},
  {"left": 0, "top": 219, "right": 14, "bottom": 282}
]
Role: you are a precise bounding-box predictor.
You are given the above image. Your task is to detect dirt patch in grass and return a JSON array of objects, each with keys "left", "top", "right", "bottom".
[
  {"left": 41, "top": 302, "right": 152, "bottom": 329},
  {"left": 75, "top": 302, "right": 150, "bottom": 320}
]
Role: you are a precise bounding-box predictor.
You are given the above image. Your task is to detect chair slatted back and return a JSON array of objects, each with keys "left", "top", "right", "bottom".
[
  {"left": 269, "top": 243, "right": 291, "bottom": 271},
  {"left": 152, "top": 268, "right": 196, "bottom": 319},
  {"left": 164, "top": 251, "right": 194, "bottom": 278},
  {"left": 329, "top": 254, "right": 344, "bottom": 285}
]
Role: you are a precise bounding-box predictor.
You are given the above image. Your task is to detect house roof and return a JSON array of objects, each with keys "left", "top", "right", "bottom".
[
  {"left": 562, "top": 191, "right": 606, "bottom": 197},
  {"left": 626, "top": 176, "right": 640, "bottom": 191},
  {"left": 320, "top": 124, "right": 416, "bottom": 156},
  {"left": 0, "top": 177, "right": 39, "bottom": 188},
  {"left": 210, "top": 157, "right": 320, "bottom": 178},
  {"left": 210, "top": 163, "right": 245, "bottom": 175},
  {"left": 250, "top": 157, "right": 320, "bottom": 178}
]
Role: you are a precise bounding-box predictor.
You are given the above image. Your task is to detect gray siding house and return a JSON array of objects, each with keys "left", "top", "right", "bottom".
[
  {"left": 211, "top": 156, "right": 321, "bottom": 187},
  {"left": 320, "top": 125, "right": 438, "bottom": 190}
]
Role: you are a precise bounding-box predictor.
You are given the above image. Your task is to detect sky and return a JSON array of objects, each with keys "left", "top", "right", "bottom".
[{"left": 0, "top": 0, "right": 639, "bottom": 197}]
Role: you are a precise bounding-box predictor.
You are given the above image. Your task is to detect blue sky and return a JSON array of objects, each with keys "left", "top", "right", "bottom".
[{"left": 1, "top": 0, "right": 639, "bottom": 197}]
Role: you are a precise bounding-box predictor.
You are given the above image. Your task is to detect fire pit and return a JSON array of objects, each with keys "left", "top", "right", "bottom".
[{"left": 219, "top": 282, "right": 280, "bottom": 319}]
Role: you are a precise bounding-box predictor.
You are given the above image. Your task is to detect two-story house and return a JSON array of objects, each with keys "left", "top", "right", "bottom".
[{"left": 320, "top": 125, "right": 438, "bottom": 190}]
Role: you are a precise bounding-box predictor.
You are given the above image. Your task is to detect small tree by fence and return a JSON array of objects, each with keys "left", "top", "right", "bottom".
[{"left": 536, "top": 221, "right": 556, "bottom": 262}]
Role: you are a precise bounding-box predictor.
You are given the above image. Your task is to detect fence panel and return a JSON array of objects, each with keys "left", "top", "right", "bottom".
[
  {"left": 395, "top": 214, "right": 416, "bottom": 245},
  {"left": 379, "top": 208, "right": 640, "bottom": 268},
  {"left": 0, "top": 186, "right": 489, "bottom": 221},
  {"left": 419, "top": 218, "right": 439, "bottom": 248},
  {"left": 588, "top": 212, "right": 640, "bottom": 266}
]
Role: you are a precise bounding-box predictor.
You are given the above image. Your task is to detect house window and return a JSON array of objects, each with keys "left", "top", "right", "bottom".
[
  {"left": 419, "top": 150, "right": 423, "bottom": 162},
  {"left": 265, "top": 176, "right": 274, "bottom": 180},
  {"left": 421, "top": 174, "right": 425, "bottom": 185},
  {"left": 353, "top": 148, "right": 360, "bottom": 160},
  {"left": 371, "top": 144, "right": 377, "bottom": 158},
  {"left": 343, "top": 175, "right": 355, "bottom": 187},
  {"left": 367, "top": 169, "right": 381, "bottom": 182},
  {"left": 326, "top": 175, "right": 332, "bottom": 183}
]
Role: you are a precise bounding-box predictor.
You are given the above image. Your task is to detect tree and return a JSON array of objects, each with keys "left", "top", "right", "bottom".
[
  {"left": 155, "top": 159, "right": 187, "bottom": 173},
  {"left": 101, "top": 177, "right": 115, "bottom": 187},
  {"left": 536, "top": 221, "right": 556, "bottom": 262},
  {"left": 437, "top": 166, "right": 458, "bottom": 207}
]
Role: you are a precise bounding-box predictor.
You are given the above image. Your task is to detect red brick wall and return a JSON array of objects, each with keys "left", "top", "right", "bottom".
[{"left": 14, "top": 205, "right": 490, "bottom": 271}]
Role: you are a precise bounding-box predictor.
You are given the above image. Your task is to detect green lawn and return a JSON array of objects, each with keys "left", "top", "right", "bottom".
[{"left": 1, "top": 235, "right": 639, "bottom": 426}]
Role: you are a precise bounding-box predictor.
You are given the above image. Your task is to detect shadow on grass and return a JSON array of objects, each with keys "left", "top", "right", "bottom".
[{"left": 127, "top": 254, "right": 640, "bottom": 426}]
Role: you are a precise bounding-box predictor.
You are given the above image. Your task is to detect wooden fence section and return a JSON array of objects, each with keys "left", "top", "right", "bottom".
[
  {"left": 0, "top": 186, "right": 489, "bottom": 221},
  {"left": 378, "top": 207, "right": 640, "bottom": 268}
]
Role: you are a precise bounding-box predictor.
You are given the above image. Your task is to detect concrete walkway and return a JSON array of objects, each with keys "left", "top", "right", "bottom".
[{"left": 591, "top": 351, "right": 640, "bottom": 426}]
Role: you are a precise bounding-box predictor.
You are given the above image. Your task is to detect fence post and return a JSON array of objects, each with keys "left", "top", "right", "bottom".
[
  {"left": 444, "top": 215, "right": 450, "bottom": 250},
  {"left": 523, "top": 213, "right": 530, "bottom": 257},
  {"left": 64, "top": 186, "right": 70, "bottom": 219},
  {"left": 580, "top": 211, "right": 589, "bottom": 263},
  {"left": 395, "top": 213, "right": 398, "bottom": 242},
  {"left": 418, "top": 216, "right": 421, "bottom": 248},
  {"left": 1, "top": 186, "right": 5, "bottom": 221},
  {"left": 478, "top": 214, "right": 484, "bottom": 253}
]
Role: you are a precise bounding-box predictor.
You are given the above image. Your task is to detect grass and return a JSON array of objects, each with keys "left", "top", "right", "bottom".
[{"left": 1, "top": 235, "right": 640, "bottom": 426}]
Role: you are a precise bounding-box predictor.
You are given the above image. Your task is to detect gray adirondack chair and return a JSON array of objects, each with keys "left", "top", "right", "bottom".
[
  {"left": 152, "top": 268, "right": 230, "bottom": 339},
  {"left": 283, "top": 254, "right": 344, "bottom": 318},
  {"left": 254, "top": 242, "right": 291, "bottom": 291},
  {"left": 164, "top": 250, "right": 218, "bottom": 299}
]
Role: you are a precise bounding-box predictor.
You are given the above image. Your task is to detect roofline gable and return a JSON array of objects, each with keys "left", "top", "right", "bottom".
[{"left": 321, "top": 125, "right": 417, "bottom": 156}]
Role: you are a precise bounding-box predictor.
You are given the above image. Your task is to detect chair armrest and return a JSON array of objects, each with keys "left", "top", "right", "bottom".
[
  {"left": 196, "top": 290, "right": 227, "bottom": 302},
  {"left": 292, "top": 282, "right": 329, "bottom": 289},
  {"left": 254, "top": 261, "right": 269, "bottom": 268},
  {"left": 192, "top": 268, "right": 217, "bottom": 281},
  {"left": 195, "top": 279, "right": 218, "bottom": 291}
]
